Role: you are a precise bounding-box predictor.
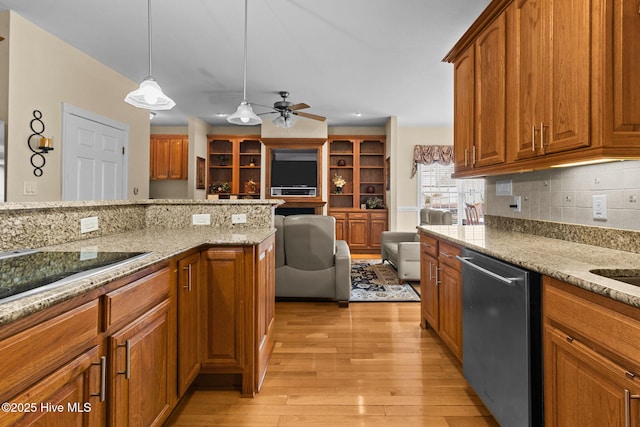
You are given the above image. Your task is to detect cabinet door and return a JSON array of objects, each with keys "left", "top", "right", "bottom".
[
  {"left": 334, "top": 217, "right": 346, "bottom": 241},
  {"left": 153, "top": 138, "right": 171, "bottom": 179},
  {"left": 543, "top": 0, "right": 591, "bottom": 154},
  {"left": 438, "top": 262, "right": 463, "bottom": 361},
  {"left": 368, "top": 213, "right": 387, "bottom": 249},
  {"left": 255, "top": 237, "right": 275, "bottom": 392},
  {"left": 177, "top": 252, "right": 201, "bottom": 397},
  {"left": 109, "top": 299, "right": 172, "bottom": 427},
  {"left": 200, "top": 247, "right": 245, "bottom": 370},
  {"left": 453, "top": 47, "right": 475, "bottom": 172},
  {"left": 0, "top": 346, "right": 104, "bottom": 427},
  {"left": 168, "top": 138, "right": 187, "bottom": 179},
  {"left": 544, "top": 325, "right": 640, "bottom": 426},
  {"left": 420, "top": 249, "right": 439, "bottom": 330},
  {"left": 474, "top": 12, "right": 507, "bottom": 168},
  {"left": 512, "top": 0, "right": 546, "bottom": 160},
  {"left": 347, "top": 219, "right": 368, "bottom": 249}
]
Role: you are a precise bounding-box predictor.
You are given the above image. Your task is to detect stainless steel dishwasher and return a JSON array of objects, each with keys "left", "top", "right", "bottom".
[{"left": 457, "top": 248, "right": 543, "bottom": 426}]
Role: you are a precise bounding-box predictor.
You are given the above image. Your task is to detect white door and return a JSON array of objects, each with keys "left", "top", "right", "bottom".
[{"left": 62, "top": 105, "right": 128, "bottom": 201}]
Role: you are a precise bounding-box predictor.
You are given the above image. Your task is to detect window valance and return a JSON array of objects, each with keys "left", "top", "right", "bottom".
[{"left": 411, "top": 145, "right": 454, "bottom": 177}]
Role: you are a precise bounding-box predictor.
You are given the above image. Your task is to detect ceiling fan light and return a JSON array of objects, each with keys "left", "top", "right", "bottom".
[
  {"left": 125, "top": 77, "right": 176, "bottom": 110},
  {"left": 227, "top": 101, "right": 262, "bottom": 126},
  {"left": 273, "top": 114, "right": 296, "bottom": 128}
]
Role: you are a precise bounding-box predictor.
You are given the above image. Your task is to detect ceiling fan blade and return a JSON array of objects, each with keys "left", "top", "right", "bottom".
[
  {"left": 289, "top": 103, "right": 310, "bottom": 111},
  {"left": 294, "top": 111, "right": 326, "bottom": 122}
]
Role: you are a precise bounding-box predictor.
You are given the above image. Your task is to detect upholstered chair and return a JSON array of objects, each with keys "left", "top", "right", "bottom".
[{"left": 274, "top": 215, "right": 351, "bottom": 307}]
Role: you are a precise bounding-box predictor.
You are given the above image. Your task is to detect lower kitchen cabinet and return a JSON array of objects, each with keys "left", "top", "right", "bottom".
[
  {"left": 200, "top": 236, "right": 276, "bottom": 397},
  {"left": 419, "top": 231, "right": 463, "bottom": 361},
  {"left": 176, "top": 251, "right": 201, "bottom": 397},
  {"left": 543, "top": 276, "right": 640, "bottom": 426},
  {"left": 104, "top": 266, "right": 175, "bottom": 427}
]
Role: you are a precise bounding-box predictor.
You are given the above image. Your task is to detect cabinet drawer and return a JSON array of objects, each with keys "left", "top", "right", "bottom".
[
  {"left": 0, "top": 300, "right": 99, "bottom": 402},
  {"left": 439, "top": 241, "right": 461, "bottom": 269},
  {"left": 369, "top": 212, "right": 387, "bottom": 220},
  {"left": 544, "top": 277, "right": 640, "bottom": 373},
  {"left": 420, "top": 233, "right": 438, "bottom": 258},
  {"left": 330, "top": 212, "right": 347, "bottom": 220},
  {"left": 103, "top": 267, "right": 171, "bottom": 330},
  {"left": 348, "top": 212, "right": 369, "bottom": 220}
]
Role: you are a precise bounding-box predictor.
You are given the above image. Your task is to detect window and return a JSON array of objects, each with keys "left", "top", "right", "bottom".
[{"left": 417, "top": 162, "right": 485, "bottom": 225}]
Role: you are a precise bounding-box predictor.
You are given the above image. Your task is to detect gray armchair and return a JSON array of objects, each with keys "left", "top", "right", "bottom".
[
  {"left": 381, "top": 208, "right": 452, "bottom": 282},
  {"left": 274, "top": 215, "right": 351, "bottom": 307}
]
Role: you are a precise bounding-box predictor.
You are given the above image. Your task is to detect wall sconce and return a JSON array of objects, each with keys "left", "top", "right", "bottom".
[{"left": 28, "top": 110, "right": 53, "bottom": 177}]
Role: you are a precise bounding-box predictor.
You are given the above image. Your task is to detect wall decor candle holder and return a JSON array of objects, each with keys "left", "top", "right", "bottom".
[{"left": 28, "top": 110, "right": 53, "bottom": 176}]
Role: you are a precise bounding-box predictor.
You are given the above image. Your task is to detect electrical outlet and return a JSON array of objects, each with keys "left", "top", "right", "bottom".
[
  {"left": 23, "top": 181, "right": 37, "bottom": 196},
  {"left": 593, "top": 195, "right": 607, "bottom": 220},
  {"left": 232, "top": 214, "right": 247, "bottom": 224},
  {"left": 192, "top": 214, "right": 211, "bottom": 225},
  {"left": 510, "top": 196, "right": 522, "bottom": 212},
  {"left": 496, "top": 179, "right": 512, "bottom": 196},
  {"left": 80, "top": 216, "right": 99, "bottom": 233}
]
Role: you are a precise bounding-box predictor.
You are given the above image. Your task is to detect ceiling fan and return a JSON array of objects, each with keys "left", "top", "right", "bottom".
[{"left": 260, "top": 91, "right": 326, "bottom": 128}]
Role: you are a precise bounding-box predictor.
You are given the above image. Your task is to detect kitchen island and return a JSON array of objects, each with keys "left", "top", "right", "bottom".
[{"left": 0, "top": 199, "right": 281, "bottom": 426}]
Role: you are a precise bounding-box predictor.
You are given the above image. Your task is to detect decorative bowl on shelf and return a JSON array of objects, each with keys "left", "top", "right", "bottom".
[
  {"left": 337, "top": 159, "right": 346, "bottom": 166},
  {"left": 366, "top": 185, "right": 375, "bottom": 193}
]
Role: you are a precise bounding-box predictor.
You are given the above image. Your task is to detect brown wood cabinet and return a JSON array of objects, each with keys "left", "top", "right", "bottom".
[
  {"left": 446, "top": 0, "right": 640, "bottom": 178},
  {"left": 104, "top": 266, "right": 175, "bottom": 427},
  {"left": 331, "top": 209, "right": 388, "bottom": 253},
  {"left": 207, "top": 135, "right": 262, "bottom": 198},
  {"left": 419, "top": 232, "right": 463, "bottom": 361},
  {"left": 200, "top": 236, "right": 276, "bottom": 397},
  {"left": 543, "top": 276, "right": 640, "bottom": 426},
  {"left": 177, "top": 251, "right": 201, "bottom": 397},
  {"left": 150, "top": 135, "right": 188, "bottom": 180},
  {"left": 452, "top": 12, "right": 507, "bottom": 172}
]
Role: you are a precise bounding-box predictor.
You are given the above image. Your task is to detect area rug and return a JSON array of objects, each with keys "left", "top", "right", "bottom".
[{"left": 350, "top": 259, "right": 420, "bottom": 302}]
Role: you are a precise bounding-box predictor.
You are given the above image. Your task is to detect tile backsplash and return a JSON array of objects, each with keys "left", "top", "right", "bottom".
[{"left": 486, "top": 160, "right": 640, "bottom": 231}]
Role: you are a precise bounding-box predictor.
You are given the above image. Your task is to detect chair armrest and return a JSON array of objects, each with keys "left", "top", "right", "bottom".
[
  {"left": 397, "top": 241, "right": 420, "bottom": 262},
  {"left": 381, "top": 231, "right": 418, "bottom": 244},
  {"left": 334, "top": 240, "right": 352, "bottom": 302}
]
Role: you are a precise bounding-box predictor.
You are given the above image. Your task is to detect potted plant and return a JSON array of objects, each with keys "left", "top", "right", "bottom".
[{"left": 209, "top": 181, "right": 231, "bottom": 194}]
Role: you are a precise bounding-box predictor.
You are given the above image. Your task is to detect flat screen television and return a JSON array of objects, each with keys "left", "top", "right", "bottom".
[{"left": 270, "top": 149, "right": 317, "bottom": 187}]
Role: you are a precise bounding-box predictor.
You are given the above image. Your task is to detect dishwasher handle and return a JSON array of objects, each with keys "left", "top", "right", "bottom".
[{"left": 456, "top": 256, "right": 518, "bottom": 286}]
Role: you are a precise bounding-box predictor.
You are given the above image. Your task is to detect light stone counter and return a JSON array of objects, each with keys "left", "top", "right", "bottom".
[
  {"left": 419, "top": 225, "right": 640, "bottom": 309},
  {"left": 0, "top": 226, "right": 275, "bottom": 326}
]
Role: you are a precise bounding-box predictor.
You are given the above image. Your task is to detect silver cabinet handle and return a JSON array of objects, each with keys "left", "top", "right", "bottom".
[
  {"left": 117, "top": 340, "right": 131, "bottom": 379},
  {"left": 531, "top": 125, "right": 538, "bottom": 151},
  {"left": 464, "top": 149, "right": 469, "bottom": 167},
  {"left": 625, "top": 389, "right": 640, "bottom": 427},
  {"left": 91, "top": 356, "right": 107, "bottom": 402},
  {"left": 435, "top": 267, "right": 440, "bottom": 286},
  {"left": 440, "top": 251, "right": 452, "bottom": 258},
  {"left": 540, "top": 122, "right": 547, "bottom": 149},
  {"left": 472, "top": 145, "right": 477, "bottom": 165},
  {"left": 429, "top": 262, "right": 433, "bottom": 281},
  {"left": 182, "top": 264, "right": 192, "bottom": 291}
]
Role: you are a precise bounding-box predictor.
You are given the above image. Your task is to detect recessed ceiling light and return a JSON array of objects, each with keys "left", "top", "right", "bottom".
[
  {"left": 215, "top": 113, "right": 228, "bottom": 117},
  {"left": 354, "top": 112, "right": 363, "bottom": 117}
]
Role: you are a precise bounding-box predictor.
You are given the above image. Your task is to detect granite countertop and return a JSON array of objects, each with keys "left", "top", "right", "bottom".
[
  {"left": 0, "top": 226, "right": 275, "bottom": 326},
  {"left": 418, "top": 225, "right": 640, "bottom": 309}
]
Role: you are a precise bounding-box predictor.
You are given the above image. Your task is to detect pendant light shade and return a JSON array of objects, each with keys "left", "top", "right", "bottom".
[
  {"left": 228, "top": 101, "right": 262, "bottom": 125},
  {"left": 125, "top": 0, "right": 175, "bottom": 110},
  {"left": 227, "top": 0, "right": 261, "bottom": 126},
  {"left": 125, "top": 77, "right": 175, "bottom": 110}
]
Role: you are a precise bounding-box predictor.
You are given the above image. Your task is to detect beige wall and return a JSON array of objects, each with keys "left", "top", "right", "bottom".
[
  {"left": 5, "top": 12, "right": 150, "bottom": 202},
  {"left": 0, "top": 13, "right": 8, "bottom": 125},
  {"left": 188, "top": 117, "right": 208, "bottom": 200}
]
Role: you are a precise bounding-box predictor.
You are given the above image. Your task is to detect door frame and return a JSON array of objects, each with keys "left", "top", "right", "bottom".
[{"left": 61, "top": 103, "right": 129, "bottom": 201}]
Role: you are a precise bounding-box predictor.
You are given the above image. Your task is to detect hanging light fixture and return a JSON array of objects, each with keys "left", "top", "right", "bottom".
[
  {"left": 227, "top": 0, "right": 261, "bottom": 125},
  {"left": 125, "top": 0, "right": 175, "bottom": 110},
  {"left": 273, "top": 111, "right": 296, "bottom": 128}
]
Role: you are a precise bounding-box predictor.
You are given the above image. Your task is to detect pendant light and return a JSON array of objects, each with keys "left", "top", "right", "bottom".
[
  {"left": 227, "top": 0, "right": 261, "bottom": 125},
  {"left": 125, "top": 0, "right": 175, "bottom": 110}
]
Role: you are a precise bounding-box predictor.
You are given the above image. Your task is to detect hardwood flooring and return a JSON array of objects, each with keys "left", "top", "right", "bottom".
[{"left": 165, "top": 301, "right": 498, "bottom": 427}]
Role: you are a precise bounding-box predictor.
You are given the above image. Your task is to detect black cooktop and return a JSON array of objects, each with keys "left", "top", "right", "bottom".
[{"left": 0, "top": 251, "right": 149, "bottom": 303}]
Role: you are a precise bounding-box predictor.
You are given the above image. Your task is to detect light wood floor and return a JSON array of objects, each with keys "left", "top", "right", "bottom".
[{"left": 165, "top": 301, "right": 499, "bottom": 427}]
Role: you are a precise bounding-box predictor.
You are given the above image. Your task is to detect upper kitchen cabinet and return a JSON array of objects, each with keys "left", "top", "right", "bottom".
[
  {"left": 446, "top": 0, "right": 640, "bottom": 178},
  {"left": 150, "top": 135, "right": 188, "bottom": 180},
  {"left": 451, "top": 13, "right": 507, "bottom": 173},
  {"left": 509, "top": 0, "right": 590, "bottom": 161}
]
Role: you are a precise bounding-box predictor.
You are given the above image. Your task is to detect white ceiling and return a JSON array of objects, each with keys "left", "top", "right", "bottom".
[{"left": 0, "top": 0, "right": 490, "bottom": 128}]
